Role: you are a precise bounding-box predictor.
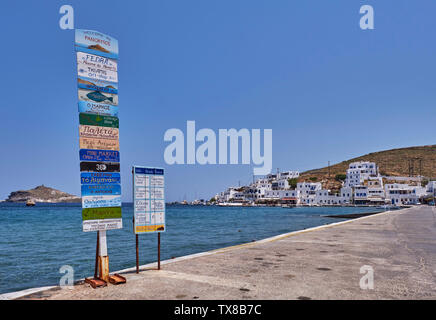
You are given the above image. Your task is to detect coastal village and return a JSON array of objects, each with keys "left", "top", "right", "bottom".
[{"left": 198, "top": 161, "right": 436, "bottom": 207}]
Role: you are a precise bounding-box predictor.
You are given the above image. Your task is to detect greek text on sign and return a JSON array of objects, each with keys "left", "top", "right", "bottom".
[
  {"left": 78, "top": 76, "right": 118, "bottom": 94},
  {"left": 77, "top": 52, "right": 118, "bottom": 83},
  {"left": 81, "top": 184, "right": 121, "bottom": 196},
  {"left": 83, "top": 219, "right": 122, "bottom": 232},
  {"left": 79, "top": 125, "right": 119, "bottom": 140},
  {"left": 135, "top": 187, "right": 149, "bottom": 199},
  {"left": 79, "top": 149, "right": 120, "bottom": 162},
  {"left": 134, "top": 175, "right": 149, "bottom": 187},
  {"left": 79, "top": 113, "right": 119, "bottom": 128},
  {"left": 75, "top": 29, "right": 119, "bottom": 59},
  {"left": 78, "top": 89, "right": 118, "bottom": 106},
  {"left": 82, "top": 195, "right": 122, "bottom": 208},
  {"left": 80, "top": 161, "right": 120, "bottom": 172},
  {"left": 78, "top": 101, "right": 119, "bottom": 117},
  {"left": 80, "top": 137, "right": 120, "bottom": 151},
  {"left": 81, "top": 172, "right": 121, "bottom": 184},
  {"left": 134, "top": 199, "right": 149, "bottom": 212}
]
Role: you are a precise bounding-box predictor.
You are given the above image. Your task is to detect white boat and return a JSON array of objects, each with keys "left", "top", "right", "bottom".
[{"left": 217, "top": 202, "right": 244, "bottom": 207}]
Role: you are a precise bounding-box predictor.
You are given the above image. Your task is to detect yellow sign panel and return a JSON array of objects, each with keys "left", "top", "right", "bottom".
[
  {"left": 80, "top": 137, "right": 120, "bottom": 151},
  {"left": 135, "top": 224, "right": 165, "bottom": 233}
]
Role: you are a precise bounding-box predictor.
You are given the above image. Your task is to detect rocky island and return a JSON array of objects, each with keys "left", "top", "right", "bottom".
[{"left": 4, "top": 185, "right": 81, "bottom": 203}]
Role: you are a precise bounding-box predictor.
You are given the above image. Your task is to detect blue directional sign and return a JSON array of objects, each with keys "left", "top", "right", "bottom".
[
  {"left": 81, "top": 184, "right": 121, "bottom": 196},
  {"left": 78, "top": 101, "right": 119, "bottom": 117},
  {"left": 82, "top": 195, "right": 122, "bottom": 208},
  {"left": 81, "top": 172, "right": 121, "bottom": 185},
  {"left": 80, "top": 149, "right": 120, "bottom": 162}
]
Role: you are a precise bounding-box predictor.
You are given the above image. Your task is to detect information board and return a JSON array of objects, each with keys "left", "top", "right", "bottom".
[{"left": 133, "top": 166, "right": 165, "bottom": 234}]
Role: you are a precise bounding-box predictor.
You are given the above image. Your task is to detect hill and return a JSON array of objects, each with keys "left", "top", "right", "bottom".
[
  {"left": 298, "top": 145, "right": 436, "bottom": 191},
  {"left": 5, "top": 185, "right": 81, "bottom": 203}
]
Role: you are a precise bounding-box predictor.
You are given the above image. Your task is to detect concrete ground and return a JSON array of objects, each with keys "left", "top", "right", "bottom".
[{"left": 16, "top": 206, "right": 436, "bottom": 300}]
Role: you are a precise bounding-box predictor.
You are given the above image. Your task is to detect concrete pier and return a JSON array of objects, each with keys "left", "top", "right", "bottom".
[{"left": 13, "top": 206, "right": 436, "bottom": 300}]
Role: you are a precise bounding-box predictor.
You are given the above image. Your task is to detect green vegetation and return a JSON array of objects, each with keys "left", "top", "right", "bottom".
[
  {"left": 335, "top": 174, "right": 346, "bottom": 182},
  {"left": 287, "top": 178, "right": 298, "bottom": 189}
]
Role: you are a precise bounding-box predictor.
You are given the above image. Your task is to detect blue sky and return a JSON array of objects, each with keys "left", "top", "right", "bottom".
[{"left": 0, "top": 0, "right": 436, "bottom": 202}]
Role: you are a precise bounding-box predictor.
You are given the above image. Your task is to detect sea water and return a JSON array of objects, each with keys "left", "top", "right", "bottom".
[{"left": 0, "top": 203, "right": 382, "bottom": 294}]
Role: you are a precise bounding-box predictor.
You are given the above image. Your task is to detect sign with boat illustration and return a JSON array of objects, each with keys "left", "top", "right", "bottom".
[
  {"left": 81, "top": 184, "right": 121, "bottom": 196},
  {"left": 82, "top": 195, "right": 122, "bottom": 209},
  {"left": 79, "top": 124, "right": 119, "bottom": 140},
  {"left": 80, "top": 172, "right": 121, "bottom": 185},
  {"left": 79, "top": 149, "right": 120, "bottom": 162},
  {"left": 78, "top": 89, "right": 118, "bottom": 106},
  {"left": 80, "top": 161, "right": 120, "bottom": 172},
  {"left": 79, "top": 113, "right": 119, "bottom": 128},
  {"left": 77, "top": 52, "right": 118, "bottom": 83},
  {"left": 75, "top": 29, "right": 119, "bottom": 59},
  {"left": 78, "top": 76, "right": 118, "bottom": 94},
  {"left": 78, "top": 101, "right": 119, "bottom": 117},
  {"left": 80, "top": 137, "right": 120, "bottom": 151},
  {"left": 132, "top": 166, "right": 165, "bottom": 234}
]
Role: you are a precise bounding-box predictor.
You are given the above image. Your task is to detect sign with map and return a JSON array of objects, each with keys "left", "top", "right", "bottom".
[
  {"left": 78, "top": 76, "right": 118, "bottom": 94},
  {"left": 75, "top": 29, "right": 119, "bottom": 59},
  {"left": 133, "top": 166, "right": 165, "bottom": 234}
]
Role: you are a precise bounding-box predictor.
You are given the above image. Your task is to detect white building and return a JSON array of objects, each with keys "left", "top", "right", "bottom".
[
  {"left": 385, "top": 183, "right": 426, "bottom": 205},
  {"left": 344, "top": 161, "right": 378, "bottom": 187},
  {"left": 297, "top": 182, "right": 322, "bottom": 205}
]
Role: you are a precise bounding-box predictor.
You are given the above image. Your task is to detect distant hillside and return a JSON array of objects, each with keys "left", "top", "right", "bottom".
[
  {"left": 299, "top": 145, "right": 436, "bottom": 191},
  {"left": 5, "top": 185, "right": 81, "bottom": 203}
]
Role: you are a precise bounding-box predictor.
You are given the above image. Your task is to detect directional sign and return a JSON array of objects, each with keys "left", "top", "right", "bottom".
[
  {"left": 78, "top": 101, "right": 119, "bottom": 117},
  {"left": 75, "top": 29, "right": 119, "bottom": 59},
  {"left": 78, "top": 76, "right": 118, "bottom": 94},
  {"left": 79, "top": 125, "right": 119, "bottom": 140},
  {"left": 77, "top": 52, "right": 118, "bottom": 83},
  {"left": 82, "top": 195, "right": 122, "bottom": 209},
  {"left": 81, "top": 184, "right": 121, "bottom": 196},
  {"left": 80, "top": 161, "right": 120, "bottom": 172},
  {"left": 133, "top": 166, "right": 165, "bottom": 234},
  {"left": 79, "top": 149, "right": 120, "bottom": 162},
  {"left": 78, "top": 88, "right": 118, "bottom": 106},
  {"left": 76, "top": 30, "right": 121, "bottom": 233},
  {"left": 79, "top": 137, "right": 120, "bottom": 151},
  {"left": 79, "top": 113, "right": 119, "bottom": 128},
  {"left": 81, "top": 172, "right": 121, "bottom": 184}
]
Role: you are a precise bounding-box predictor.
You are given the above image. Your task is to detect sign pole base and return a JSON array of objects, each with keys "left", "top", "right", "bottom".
[
  {"left": 136, "top": 234, "right": 139, "bottom": 274},
  {"left": 158, "top": 233, "right": 161, "bottom": 270}
]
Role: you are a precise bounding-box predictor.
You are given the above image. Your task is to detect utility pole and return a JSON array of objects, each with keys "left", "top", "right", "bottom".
[{"left": 328, "top": 161, "right": 330, "bottom": 179}]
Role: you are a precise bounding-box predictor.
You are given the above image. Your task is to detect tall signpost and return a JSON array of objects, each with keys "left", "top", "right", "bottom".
[
  {"left": 75, "top": 29, "right": 125, "bottom": 286},
  {"left": 132, "top": 166, "right": 165, "bottom": 272}
]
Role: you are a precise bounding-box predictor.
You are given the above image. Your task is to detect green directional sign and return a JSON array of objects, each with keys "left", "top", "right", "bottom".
[
  {"left": 79, "top": 113, "right": 119, "bottom": 128},
  {"left": 82, "top": 206, "right": 122, "bottom": 220}
]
